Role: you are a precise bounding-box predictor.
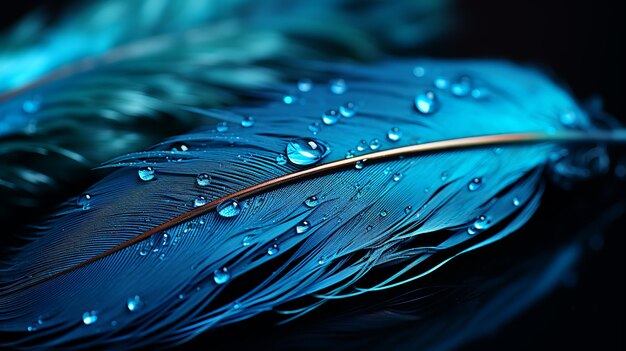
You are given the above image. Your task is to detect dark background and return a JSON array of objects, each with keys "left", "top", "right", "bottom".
[{"left": 1, "top": 0, "right": 624, "bottom": 350}]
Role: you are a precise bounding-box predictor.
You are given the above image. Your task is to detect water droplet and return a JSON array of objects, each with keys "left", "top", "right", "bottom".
[
  {"left": 379, "top": 210, "right": 388, "bottom": 217},
  {"left": 473, "top": 215, "right": 491, "bottom": 230},
  {"left": 434, "top": 77, "right": 449, "bottom": 89},
  {"left": 267, "top": 243, "right": 280, "bottom": 256},
  {"left": 77, "top": 193, "right": 92, "bottom": 210},
  {"left": 217, "top": 199, "right": 241, "bottom": 218},
  {"left": 404, "top": 205, "right": 413, "bottom": 214},
  {"left": 467, "top": 226, "right": 477, "bottom": 235},
  {"left": 178, "top": 294, "right": 185, "bottom": 300},
  {"left": 513, "top": 197, "right": 521, "bottom": 206},
  {"left": 369, "top": 138, "right": 381, "bottom": 150},
  {"left": 242, "top": 234, "right": 255, "bottom": 246},
  {"left": 451, "top": 76, "right": 472, "bottom": 97},
  {"left": 559, "top": 111, "right": 578, "bottom": 127},
  {"left": 440, "top": 171, "right": 449, "bottom": 182},
  {"left": 126, "top": 296, "right": 143, "bottom": 312},
  {"left": 241, "top": 116, "right": 255, "bottom": 128},
  {"left": 304, "top": 196, "right": 319, "bottom": 207},
  {"left": 493, "top": 147, "right": 503, "bottom": 155},
  {"left": 468, "top": 177, "right": 482, "bottom": 191},
  {"left": 392, "top": 172, "right": 403, "bottom": 182},
  {"left": 213, "top": 267, "right": 230, "bottom": 284},
  {"left": 276, "top": 154, "right": 287, "bottom": 165},
  {"left": 22, "top": 96, "right": 42, "bottom": 114},
  {"left": 356, "top": 140, "right": 368, "bottom": 152},
  {"left": 366, "top": 225, "right": 373, "bottom": 231},
  {"left": 308, "top": 122, "right": 321, "bottom": 134},
  {"left": 138, "top": 166, "right": 155, "bottom": 181},
  {"left": 345, "top": 150, "right": 355, "bottom": 159},
  {"left": 413, "top": 66, "right": 426, "bottom": 77},
  {"left": 329, "top": 79, "right": 347, "bottom": 94},
  {"left": 283, "top": 95, "right": 296, "bottom": 104},
  {"left": 355, "top": 160, "right": 366, "bottom": 170},
  {"left": 194, "top": 196, "right": 207, "bottom": 207},
  {"left": 322, "top": 109, "right": 340, "bottom": 125},
  {"left": 471, "top": 87, "right": 490, "bottom": 100},
  {"left": 171, "top": 142, "right": 189, "bottom": 152},
  {"left": 297, "top": 78, "right": 313, "bottom": 92},
  {"left": 387, "top": 127, "right": 402, "bottom": 141},
  {"left": 216, "top": 122, "right": 228, "bottom": 132},
  {"left": 414, "top": 90, "right": 439, "bottom": 114},
  {"left": 317, "top": 256, "right": 327, "bottom": 265},
  {"left": 296, "top": 220, "right": 311, "bottom": 234},
  {"left": 286, "top": 138, "right": 331, "bottom": 165},
  {"left": 82, "top": 311, "right": 98, "bottom": 325},
  {"left": 196, "top": 173, "right": 211, "bottom": 186},
  {"left": 339, "top": 101, "right": 357, "bottom": 118}
]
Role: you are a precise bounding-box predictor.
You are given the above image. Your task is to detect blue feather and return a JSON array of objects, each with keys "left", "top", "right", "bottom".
[{"left": 0, "top": 59, "right": 621, "bottom": 349}]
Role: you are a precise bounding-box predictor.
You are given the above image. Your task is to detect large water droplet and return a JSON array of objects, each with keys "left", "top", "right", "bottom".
[
  {"left": 267, "top": 243, "right": 280, "bottom": 255},
  {"left": 434, "top": 77, "right": 449, "bottom": 89},
  {"left": 468, "top": 177, "right": 482, "bottom": 191},
  {"left": 451, "top": 76, "right": 472, "bottom": 97},
  {"left": 356, "top": 140, "right": 368, "bottom": 152},
  {"left": 213, "top": 267, "right": 230, "bottom": 284},
  {"left": 304, "top": 196, "right": 319, "bottom": 207},
  {"left": 82, "top": 311, "right": 98, "bottom": 325},
  {"left": 126, "top": 296, "right": 143, "bottom": 312},
  {"left": 329, "top": 79, "right": 347, "bottom": 94},
  {"left": 286, "top": 138, "right": 331, "bottom": 165},
  {"left": 369, "top": 138, "right": 381, "bottom": 150},
  {"left": 339, "top": 101, "right": 357, "bottom": 118},
  {"left": 297, "top": 78, "right": 313, "bottom": 92},
  {"left": 296, "top": 220, "right": 311, "bottom": 234},
  {"left": 194, "top": 196, "right": 207, "bottom": 207},
  {"left": 322, "top": 109, "right": 340, "bottom": 125},
  {"left": 217, "top": 199, "right": 241, "bottom": 218},
  {"left": 387, "top": 127, "right": 402, "bottom": 142},
  {"left": 276, "top": 154, "right": 287, "bottom": 165},
  {"left": 414, "top": 90, "right": 439, "bottom": 114},
  {"left": 196, "top": 173, "right": 211, "bottom": 187},
  {"left": 216, "top": 122, "right": 228, "bottom": 132},
  {"left": 77, "top": 193, "right": 92, "bottom": 210},
  {"left": 241, "top": 116, "right": 255, "bottom": 128},
  {"left": 138, "top": 166, "right": 155, "bottom": 181}
]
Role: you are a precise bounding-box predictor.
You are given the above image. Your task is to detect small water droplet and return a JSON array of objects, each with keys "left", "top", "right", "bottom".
[
  {"left": 345, "top": 149, "right": 355, "bottom": 159},
  {"left": 171, "top": 142, "right": 189, "bottom": 152},
  {"left": 297, "top": 78, "right": 313, "bottom": 92},
  {"left": 138, "top": 166, "right": 155, "bottom": 181},
  {"left": 387, "top": 127, "right": 402, "bottom": 141},
  {"left": 286, "top": 138, "right": 331, "bottom": 165},
  {"left": 355, "top": 159, "right": 366, "bottom": 170},
  {"left": 267, "top": 243, "right": 280, "bottom": 255},
  {"left": 415, "top": 90, "right": 439, "bottom": 114},
  {"left": 276, "top": 154, "right": 287, "bottom": 165},
  {"left": 356, "top": 140, "right": 368, "bottom": 152},
  {"left": 513, "top": 197, "right": 521, "bottom": 206},
  {"left": 22, "top": 96, "right": 42, "bottom": 114},
  {"left": 127, "top": 296, "right": 143, "bottom": 312},
  {"left": 468, "top": 177, "right": 482, "bottom": 191},
  {"left": 434, "top": 77, "right": 449, "bottom": 89},
  {"left": 451, "top": 76, "right": 472, "bottom": 97},
  {"left": 404, "top": 205, "right": 413, "bottom": 214},
  {"left": 317, "top": 256, "right": 327, "bottom": 265},
  {"left": 369, "top": 138, "right": 381, "bottom": 150},
  {"left": 493, "top": 147, "right": 503, "bottom": 155},
  {"left": 242, "top": 234, "right": 255, "bottom": 246},
  {"left": 559, "top": 111, "right": 578, "bottom": 127},
  {"left": 471, "top": 87, "right": 490, "bottom": 100},
  {"left": 159, "top": 253, "right": 166, "bottom": 260},
  {"left": 413, "top": 66, "right": 426, "bottom": 77},
  {"left": 304, "top": 196, "right": 319, "bottom": 207},
  {"left": 241, "top": 116, "right": 255, "bottom": 128},
  {"left": 467, "top": 226, "right": 477, "bottom": 235},
  {"left": 82, "top": 311, "right": 98, "bottom": 325},
  {"left": 178, "top": 294, "right": 185, "bottom": 300},
  {"left": 213, "top": 267, "right": 230, "bottom": 284},
  {"left": 339, "top": 101, "right": 357, "bottom": 118},
  {"left": 194, "top": 196, "right": 207, "bottom": 207},
  {"left": 366, "top": 225, "right": 373, "bottom": 231},
  {"left": 285, "top": 94, "right": 300, "bottom": 105},
  {"left": 440, "top": 171, "right": 449, "bottom": 182},
  {"left": 473, "top": 215, "right": 491, "bottom": 230},
  {"left": 217, "top": 199, "right": 241, "bottom": 218},
  {"left": 77, "top": 193, "right": 92, "bottom": 210},
  {"left": 196, "top": 173, "right": 212, "bottom": 186},
  {"left": 322, "top": 109, "right": 340, "bottom": 125},
  {"left": 308, "top": 122, "right": 321, "bottom": 134},
  {"left": 392, "top": 172, "right": 403, "bottom": 182},
  {"left": 329, "top": 79, "right": 347, "bottom": 94},
  {"left": 216, "top": 122, "right": 228, "bottom": 132},
  {"left": 296, "top": 220, "right": 311, "bottom": 234},
  {"left": 379, "top": 210, "right": 388, "bottom": 217}
]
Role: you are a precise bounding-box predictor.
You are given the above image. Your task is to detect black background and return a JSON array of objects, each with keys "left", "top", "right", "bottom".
[{"left": 1, "top": 0, "right": 624, "bottom": 350}]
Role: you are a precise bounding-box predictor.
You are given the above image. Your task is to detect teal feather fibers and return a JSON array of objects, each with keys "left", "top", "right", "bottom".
[
  {"left": 0, "top": 59, "right": 620, "bottom": 350},
  {"left": 0, "top": 0, "right": 449, "bottom": 224}
]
